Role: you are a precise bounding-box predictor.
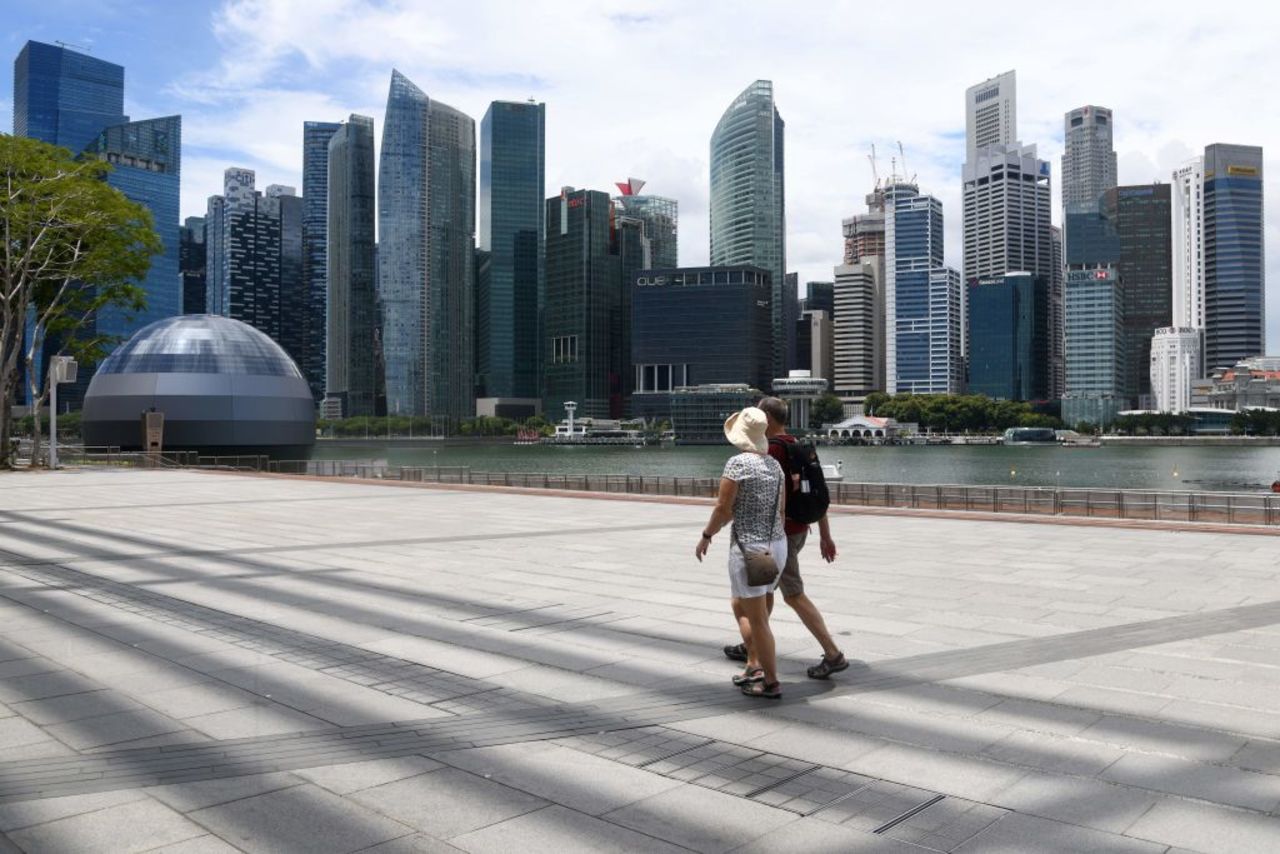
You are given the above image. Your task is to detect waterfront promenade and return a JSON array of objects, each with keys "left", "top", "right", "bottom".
[{"left": 0, "top": 471, "right": 1278, "bottom": 851}]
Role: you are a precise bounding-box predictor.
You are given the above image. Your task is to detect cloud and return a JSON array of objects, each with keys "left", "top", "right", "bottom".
[{"left": 174, "top": 0, "right": 1280, "bottom": 350}]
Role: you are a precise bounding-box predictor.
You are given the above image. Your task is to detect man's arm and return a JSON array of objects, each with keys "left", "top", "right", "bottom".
[{"left": 817, "top": 514, "right": 837, "bottom": 562}]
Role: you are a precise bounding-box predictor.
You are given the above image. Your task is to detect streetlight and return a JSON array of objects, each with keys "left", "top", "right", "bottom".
[{"left": 47, "top": 356, "right": 77, "bottom": 469}]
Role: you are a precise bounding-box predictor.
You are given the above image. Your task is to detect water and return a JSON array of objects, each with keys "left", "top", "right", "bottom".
[{"left": 310, "top": 440, "right": 1280, "bottom": 493}]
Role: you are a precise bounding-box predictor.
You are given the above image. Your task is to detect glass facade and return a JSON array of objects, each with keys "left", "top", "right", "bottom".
[
  {"left": 180, "top": 217, "right": 206, "bottom": 315},
  {"left": 669, "top": 385, "right": 761, "bottom": 445},
  {"left": 710, "top": 80, "right": 786, "bottom": 376},
  {"left": 1064, "top": 266, "right": 1124, "bottom": 415},
  {"left": 968, "top": 273, "right": 1050, "bottom": 401},
  {"left": 301, "top": 121, "right": 342, "bottom": 402},
  {"left": 378, "top": 70, "right": 476, "bottom": 422},
  {"left": 97, "top": 315, "right": 303, "bottom": 378},
  {"left": 13, "top": 40, "right": 126, "bottom": 153},
  {"left": 613, "top": 193, "right": 678, "bottom": 269},
  {"left": 1203, "top": 144, "right": 1264, "bottom": 370},
  {"left": 478, "top": 100, "right": 545, "bottom": 402},
  {"left": 326, "top": 116, "right": 377, "bottom": 417}
]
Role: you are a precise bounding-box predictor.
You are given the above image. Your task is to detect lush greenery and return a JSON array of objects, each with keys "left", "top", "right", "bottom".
[
  {"left": 809, "top": 393, "right": 845, "bottom": 428},
  {"left": 1229, "top": 409, "right": 1280, "bottom": 436},
  {"left": 318, "top": 414, "right": 563, "bottom": 438},
  {"left": 1110, "top": 412, "right": 1196, "bottom": 436},
  {"left": 863, "top": 392, "right": 1062, "bottom": 433},
  {"left": 1, "top": 135, "right": 160, "bottom": 467}
]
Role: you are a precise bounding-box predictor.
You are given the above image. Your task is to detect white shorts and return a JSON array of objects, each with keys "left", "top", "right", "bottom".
[{"left": 727, "top": 536, "right": 788, "bottom": 600}]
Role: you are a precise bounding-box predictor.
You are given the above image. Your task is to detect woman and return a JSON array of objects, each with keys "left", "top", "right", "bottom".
[{"left": 695, "top": 406, "right": 787, "bottom": 699}]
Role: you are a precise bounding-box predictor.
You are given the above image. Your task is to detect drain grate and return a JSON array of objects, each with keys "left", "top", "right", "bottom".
[
  {"left": 556, "top": 726, "right": 712, "bottom": 767},
  {"left": 876, "top": 795, "right": 1007, "bottom": 850},
  {"left": 811, "top": 779, "right": 940, "bottom": 832},
  {"left": 749, "top": 766, "right": 874, "bottom": 815}
]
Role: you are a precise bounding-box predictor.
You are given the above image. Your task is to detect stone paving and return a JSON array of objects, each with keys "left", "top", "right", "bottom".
[{"left": 0, "top": 470, "right": 1277, "bottom": 851}]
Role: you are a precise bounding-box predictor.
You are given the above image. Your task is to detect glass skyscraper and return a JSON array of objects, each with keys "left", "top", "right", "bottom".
[
  {"left": 1202, "top": 143, "right": 1264, "bottom": 370},
  {"left": 378, "top": 71, "right": 476, "bottom": 424},
  {"left": 968, "top": 273, "right": 1050, "bottom": 401},
  {"left": 301, "top": 121, "right": 342, "bottom": 402},
  {"left": 1063, "top": 265, "right": 1125, "bottom": 427},
  {"left": 180, "top": 217, "right": 207, "bottom": 315},
  {"left": 13, "top": 40, "right": 126, "bottom": 154},
  {"left": 710, "top": 80, "right": 786, "bottom": 377},
  {"left": 477, "top": 100, "right": 544, "bottom": 410},
  {"left": 324, "top": 115, "right": 377, "bottom": 419},
  {"left": 613, "top": 179, "right": 678, "bottom": 269}
]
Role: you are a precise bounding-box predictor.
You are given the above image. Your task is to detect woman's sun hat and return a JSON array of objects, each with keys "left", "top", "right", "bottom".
[{"left": 723, "top": 407, "right": 769, "bottom": 454}]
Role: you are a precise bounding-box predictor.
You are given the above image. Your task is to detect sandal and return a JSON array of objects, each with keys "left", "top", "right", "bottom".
[
  {"left": 807, "top": 652, "right": 849, "bottom": 680},
  {"left": 741, "top": 680, "right": 782, "bottom": 699},
  {"left": 732, "top": 667, "right": 764, "bottom": 686},
  {"left": 723, "top": 642, "right": 748, "bottom": 662}
]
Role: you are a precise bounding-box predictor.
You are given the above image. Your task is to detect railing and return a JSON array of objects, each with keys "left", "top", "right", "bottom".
[{"left": 54, "top": 453, "right": 1280, "bottom": 528}]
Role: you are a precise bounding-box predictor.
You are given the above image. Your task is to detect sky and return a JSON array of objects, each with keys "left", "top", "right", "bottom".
[{"left": 4, "top": 0, "right": 1278, "bottom": 350}]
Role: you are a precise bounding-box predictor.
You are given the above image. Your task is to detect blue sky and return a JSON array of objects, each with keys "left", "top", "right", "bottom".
[{"left": 5, "top": 0, "right": 1278, "bottom": 351}]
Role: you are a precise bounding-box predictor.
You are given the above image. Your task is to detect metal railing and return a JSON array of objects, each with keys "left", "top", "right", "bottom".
[{"left": 52, "top": 453, "right": 1280, "bottom": 528}]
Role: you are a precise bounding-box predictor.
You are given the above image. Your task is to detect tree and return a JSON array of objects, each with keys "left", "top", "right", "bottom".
[
  {"left": 810, "top": 393, "right": 845, "bottom": 428},
  {"left": 1, "top": 135, "right": 159, "bottom": 468}
]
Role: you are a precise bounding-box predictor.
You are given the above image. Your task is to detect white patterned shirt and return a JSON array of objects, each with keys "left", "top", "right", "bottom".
[{"left": 722, "top": 452, "right": 785, "bottom": 545}]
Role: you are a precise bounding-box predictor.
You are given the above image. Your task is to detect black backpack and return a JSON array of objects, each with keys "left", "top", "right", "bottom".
[{"left": 771, "top": 437, "right": 830, "bottom": 525}]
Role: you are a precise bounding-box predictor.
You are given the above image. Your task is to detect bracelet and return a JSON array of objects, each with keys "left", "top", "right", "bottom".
[{"left": 701, "top": 532, "right": 713, "bottom": 540}]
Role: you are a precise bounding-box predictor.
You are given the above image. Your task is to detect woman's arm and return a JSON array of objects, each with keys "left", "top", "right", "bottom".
[{"left": 695, "top": 477, "right": 738, "bottom": 561}]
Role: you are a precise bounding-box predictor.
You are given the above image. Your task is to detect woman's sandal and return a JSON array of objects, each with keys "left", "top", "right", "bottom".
[
  {"left": 732, "top": 667, "right": 764, "bottom": 686},
  {"left": 741, "top": 680, "right": 782, "bottom": 699},
  {"left": 807, "top": 652, "right": 849, "bottom": 680}
]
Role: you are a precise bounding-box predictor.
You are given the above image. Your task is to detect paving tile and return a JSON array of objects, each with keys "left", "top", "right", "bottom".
[
  {"left": 602, "top": 785, "right": 796, "bottom": 854},
  {"left": 748, "top": 766, "right": 872, "bottom": 815},
  {"left": 8, "top": 797, "right": 205, "bottom": 853},
  {"left": 730, "top": 815, "right": 924, "bottom": 853},
  {"left": 9, "top": 689, "right": 142, "bottom": 725},
  {"left": 294, "top": 755, "right": 443, "bottom": 795},
  {"left": 1077, "top": 715, "right": 1246, "bottom": 762},
  {"left": 1101, "top": 753, "right": 1280, "bottom": 812},
  {"left": 810, "top": 778, "right": 937, "bottom": 832},
  {"left": 188, "top": 783, "right": 411, "bottom": 854},
  {"left": 358, "top": 833, "right": 465, "bottom": 853},
  {"left": 350, "top": 768, "right": 548, "bottom": 839},
  {"left": 146, "top": 771, "right": 303, "bottom": 812},
  {"left": 44, "top": 707, "right": 188, "bottom": 750},
  {"left": 0, "top": 789, "right": 149, "bottom": 832},
  {"left": 1123, "top": 798, "right": 1280, "bottom": 853},
  {"left": 953, "top": 810, "right": 1167, "bottom": 852},
  {"left": 144, "top": 834, "right": 245, "bottom": 853},
  {"left": 879, "top": 796, "right": 1007, "bottom": 851},
  {"left": 991, "top": 771, "right": 1162, "bottom": 834},
  {"left": 450, "top": 804, "right": 688, "bottom": 854},
  {"left": 0, "top": 717, "right": 56, "bottom": 751}
]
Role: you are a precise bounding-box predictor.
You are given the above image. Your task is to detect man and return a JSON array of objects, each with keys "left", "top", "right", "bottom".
[{"left": 723, "top": 396, "right": 848, "bottom": 678}]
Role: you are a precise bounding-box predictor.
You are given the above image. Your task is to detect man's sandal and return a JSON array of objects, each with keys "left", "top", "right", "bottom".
[
  {"left": 732, "top": 667, "right": 764, "bottom": 686},
  {"left": 741, "top": 680, "right": 781, "bottom": 699},
  {"left": 723, "top": 643, "right": 748, "bottom": 662},
  {"left": 807, "top": 652, "right": 849, "bottom": 680}
]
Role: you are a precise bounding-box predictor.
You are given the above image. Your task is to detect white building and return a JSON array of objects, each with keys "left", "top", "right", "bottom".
[
  {"left": 965, "top": 70, "right": 1016, "bottom": 163},
  {"left": 1171, "top": 157, "right": 1206, "bottom": 333},
  {"left": 1150, "top": 326, "right": 1202, "bottom": 413},
  {"left": 771, "top": 370, "right": 828, "bottom": 431},
  {"left": 832, "top": 260, "right": 882, "bottom": 400}
]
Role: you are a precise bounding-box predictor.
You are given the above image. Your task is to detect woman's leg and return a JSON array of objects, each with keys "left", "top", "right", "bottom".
[
  {"left": 731, "top": 598, "right": 759, "bottom": 669},
  {"left": 737, "top": 595, "right": 776, "bottom": 684}
]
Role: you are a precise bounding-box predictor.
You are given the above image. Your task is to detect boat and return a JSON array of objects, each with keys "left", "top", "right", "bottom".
[
  {"left": 513, "top": 428, "right": 541, "bottom": 446},
  {"left": 1001, "top": 427, "right": 1058, "bottom": 445},
  {"left": 821, "top": 459, "right": 844, "bottom": 482}
]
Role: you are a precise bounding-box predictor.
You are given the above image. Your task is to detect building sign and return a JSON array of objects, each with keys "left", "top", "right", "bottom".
[{"left": 1227, "top": 165, "right": 1259, "bottom": 176}]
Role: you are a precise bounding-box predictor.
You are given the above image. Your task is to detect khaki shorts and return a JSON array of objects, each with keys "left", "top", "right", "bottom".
[{"left": 779, "top": 530, "right": 807, "bottom": 598}]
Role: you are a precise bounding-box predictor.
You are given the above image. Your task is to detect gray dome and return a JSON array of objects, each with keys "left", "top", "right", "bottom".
[
  {"left": 97, "top": 314, "right": 303, "bottom": 378},
  {"left": 82, "top": 315, "right": 315, "bottom": 453}
]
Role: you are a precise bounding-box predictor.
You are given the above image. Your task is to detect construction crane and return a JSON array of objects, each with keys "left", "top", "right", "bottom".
[
  {"left": 867, "top": 144, "right": 881, "bottom": 191},
  {"left": 897, "top": 141, "right": 917, "bottom": 185}
]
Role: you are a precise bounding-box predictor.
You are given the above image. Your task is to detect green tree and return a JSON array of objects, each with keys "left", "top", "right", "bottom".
[
  {"left": 1, "top": 136, "right": 159, "bottom": 467},
  {"left": 863, "top": 391, "right": 889, "bottom": 415},
  {"left": 810, "top": 393, "right": 845, "bottom": 428}
]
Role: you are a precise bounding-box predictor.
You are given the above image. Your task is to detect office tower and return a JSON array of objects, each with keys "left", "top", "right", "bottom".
[
  {"left": 1061, "top": 106, "right": 1118, "bottom": 255},
  {"left": 630, "top": 266, "right": 772, "bottom": 422},
  {"left": 378, "top": 70, "right": 476, "bottom": 424},
  {"left": 1203, "top": 144, "right": 1264, "bottom": 369},
  {"left": 965, "top": 71, "right": 1016, "bottom": 163},
  {"left": 805, "top": 281, "right": 834, "bottom": 316},
  {"left": 795, "top": 310, "right": 834, "bottom": 381},
  {"left": 1102, "top": 184, "right": 1172, "bottom": 405},
  {"left": 477, "top": 100, "right": 545, "bottom": 416},
  {"left": 543, "top": 188, "right": 623, "bottom": 420},
  {"left": 842, "top": 186, "right": 886, "bottom": 264},
  {"left": 1063, "top": 265, "right": 1125, "bottom": 426},
  {"left": 13, "top": 40, "right": 126, "bottom": 153},
  {"left": 1150, "top": 327, "right": 1201, "bottom": 413},
  {"left": 613, "top": 212, "right": 648, "bottom": 412},
  {"left": 179, "top": 217, "right": 207, "bottom": 314},
  {"left": 710, "top": 80, "right": 786, "bottom": 375},
  {"left": 301, "top": 120, "right": 342, "bottom": 402},
  {"left": 323, "top": 115, "right": 377, "bottom": 418},
  {"left": 783, "top": 272, "right": 800, "bottom": 373},
  {"left": 833, "top": 261, "right": 882, "bottom": 399},
  {"left": 275, "top": 185, "right": 305, "bottom": 378},
  {"left": 884, "top": 182, "right": 963, "bottom": 394},
  {"left": 968, "top": 273, "right": 1050, "bottom": 400},
  {"left": 613, "top": 178, "right": 678, "bottom": 269},
  {"left": 1152, "top": 157, "right": 1210, "bottom": 412}
]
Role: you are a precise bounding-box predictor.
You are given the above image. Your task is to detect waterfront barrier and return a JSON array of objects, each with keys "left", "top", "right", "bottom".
[{"left": 46, "top": 450, "right": 1280, "bottom": 528}]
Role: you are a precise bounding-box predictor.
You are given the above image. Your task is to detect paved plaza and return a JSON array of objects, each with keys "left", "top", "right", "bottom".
[{"left": 0, "top": 470, "right": 1278, "bottom": 852}]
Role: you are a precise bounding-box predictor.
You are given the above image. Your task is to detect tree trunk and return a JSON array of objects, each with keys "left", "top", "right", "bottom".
[{"left": 26, "top": 355, "right": 42, "bottom": 467}]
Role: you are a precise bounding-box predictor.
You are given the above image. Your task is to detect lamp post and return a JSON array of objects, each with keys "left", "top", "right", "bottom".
[{"left": 47, "top": 356, "right": 77, "bottom": 469}]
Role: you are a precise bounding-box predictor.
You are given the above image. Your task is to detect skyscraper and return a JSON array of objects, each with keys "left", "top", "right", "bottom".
[
  {"left": 543, "top": 188, "right": 622, "bottom": 420},
  {"left": 378, "top": 70, "right": 476, "bottom": 424},
  {"left": 833, "top": 184, "right": 887, "bottom": 400},
  {"left": 964, "top": 71, "right": 1016, "bottom": 163},
  {"left": 301, "top": 120, "right": 342, "bottom": 403},
  {"left": 884, "top": 183, "right": 963, "bottom": 394},
  {"left": 1203, "top": 143, "right": 1265, "bottom": 369},
  {"left": 613, "top": 178, "right": 678, "bottom": 269},
  {"left": 179, "top": 217, "right": 206, "bottom": 314},
  {"left": 1063, "top": 265, "right": 1125, "bottom": 427},
  {"left": 968, "top": 273, "right": 1050, "bottom": 401},
  {"left": 710, "top": 80, "right": 786, "bottom": 376},
  {"left": 477, "top": 100, "right": 544, "bottom": 416},
  {"left": 13, "top": 41, "right": 126, "bottom": 153},
  {"left": 1061, "top": 107, "right": 1117, "bottom": 224},
  {"left": 324, "top": 115, "right": 377, "bottom": 419}
]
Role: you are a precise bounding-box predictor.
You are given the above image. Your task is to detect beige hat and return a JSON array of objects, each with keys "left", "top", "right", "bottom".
[{"left": 724, "top": 407, "right": 769, "bottom": 454}]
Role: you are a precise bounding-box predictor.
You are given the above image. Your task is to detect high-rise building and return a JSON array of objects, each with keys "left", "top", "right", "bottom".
[
  {"left": 323, "top": 115, "right": 377, "bottom": 418},
  {"left": 1151, "top": 327, "right": 1202, "bottom": 413},
  {"left": 613, "top": 178, "right": 678, "bottom": 269},
  {"left": 179, "top": 217, "right": 206, "bottom": 314},
  {"left": 378, "top": 70, "right": 476, "bottom": 424},
  {"left": 276, "top": 186, "right": 305, "bottom": 378},
  {"left": 543, "top": 188, "right": 623, "bottom": 420},
  {"left": 1061, "top": 106, "right": 1118, "bottom": 261},
  {"left": 804, "top": 281, "right": 834, "bottom": 316},
  {"left": 630, "top": 266, "right": 772, "bottom": 422},
  {"left": 13, "top": 40, "right": 126, "bottom": 153},
  {"left": 832, "top": 261, "right": 883, "bottom": 400},
  {"left": 842, "top": 187, "right": 887, "bottom": 265},
  {"left": 795, "top": 310, "right": 834, "bottom": 383},
  {"left": 783, "top": 273, "right": 800, "bottom": 372},
  {"left": 710, "top": 80, "right": 786, "bottom": 375},
  {"left": 477, "top": 100, "right": 545, "bottom": 415},
  {"left": 968, "top": 273, "right": 1050, "bottom": 401},
  {"left": 1063, "top": 265, "right": 1125, "bottom": 427},
  {"left": 884, "top": 183, "right": 963, "bottom": 394},
  {"left": 1203, "top": 143, "right": 1264, "bottom": 370},
  {"left": 964, "top": 70, "right": 1016, "bottom": 163},
  {"left": 301, "top": 120, "right": 342, "bottom": 402},
  {"left": 1102, "top": 184, "right": 1172, "bottom": 405}
]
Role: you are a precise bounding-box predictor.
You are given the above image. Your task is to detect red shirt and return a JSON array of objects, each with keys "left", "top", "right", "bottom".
[{"left": 767, "top": 433, "right": 809, "bottom": 536}]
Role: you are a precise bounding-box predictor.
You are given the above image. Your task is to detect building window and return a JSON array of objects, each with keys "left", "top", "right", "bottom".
[{"left": 551, "top": 335, "right": 578, "bottom": 364}]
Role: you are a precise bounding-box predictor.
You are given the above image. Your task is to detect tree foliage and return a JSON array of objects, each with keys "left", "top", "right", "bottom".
[
  {"left": 809, "top": 393, "right": 845, "bottom": 428},
  {"left": 869, "top": 393, "right": 1063, "bottom": 433},
  {"left": 1110, "top": 412, "right": 1196, "bottom": 436},
  {"left": 1, "top": 135, "right": 159, "bottom": 467},
  {"left": 1228, "top": 409, "right": 1280, "bottom": 436}
]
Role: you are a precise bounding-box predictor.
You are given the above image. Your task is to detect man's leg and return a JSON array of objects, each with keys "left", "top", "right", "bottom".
[{"left": 780, "top": 531, "right": 841, "bottom": 658}]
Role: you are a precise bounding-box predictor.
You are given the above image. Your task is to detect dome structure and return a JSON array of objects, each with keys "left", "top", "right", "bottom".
[{"left": 82, "top": 315, "right": 315, "bottom": 453}]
